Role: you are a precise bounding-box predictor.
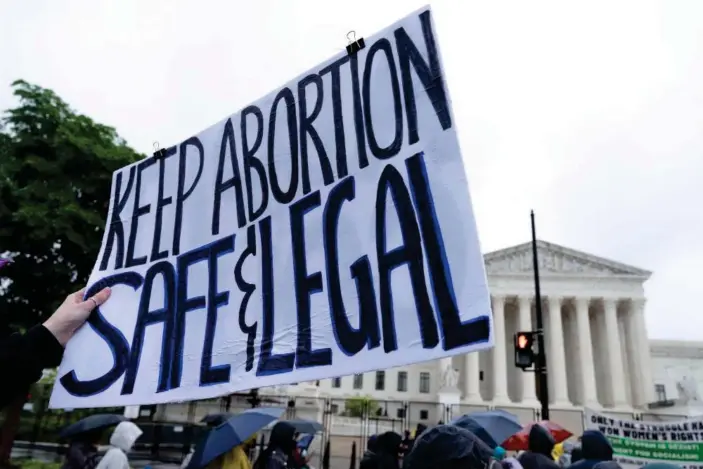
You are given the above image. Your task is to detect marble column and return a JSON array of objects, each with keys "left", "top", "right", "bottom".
[
  {"left": 518, "top": 296, "right": 539, "bottom": 404},
  {"left": 575, "top": 298, "right": 599, "bottom": 407},
  {"left": 491, "top": 295, "right": 510, "bottom": 403},
  {"left": 547, "top": 296, "right": 570, "bottom": 405},
  {"left": 463, "top": 352, "right": 481, "bottom": 401},
  {"left": 625, "top": 300, "right": 644, "bottom": 406},
  {"left": 603, "top": 298, "right": 628, "bottom": 407},
  {"left": 632, "top": 298, "right": 655, "bottom": 404}
]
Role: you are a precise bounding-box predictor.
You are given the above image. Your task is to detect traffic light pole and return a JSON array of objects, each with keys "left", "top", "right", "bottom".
[{"left": 531, "top": 210, "right": 550, "bottom": 421}]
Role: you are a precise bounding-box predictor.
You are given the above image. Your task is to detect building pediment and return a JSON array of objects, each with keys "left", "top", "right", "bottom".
[{"left": 483, "top": 240, "right": 651, "bottom": 279}]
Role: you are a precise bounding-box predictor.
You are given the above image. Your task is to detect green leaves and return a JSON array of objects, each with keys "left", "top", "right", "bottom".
[{"left": 0, "top": 80, "right": 142, "bottom": 328}]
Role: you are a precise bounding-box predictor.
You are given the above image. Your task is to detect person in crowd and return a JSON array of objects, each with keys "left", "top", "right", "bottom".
[
  {"left": 414, "top": 424, "right": 427, "bottom": 439},
  {"left": 570, "top": 446, "right": 583, "bottom": 465},
  {"left": 254, "top": 422, "right": 297, "bottom": 469},
  {"left": 518, "top": 425, "right": 559, "bottom": 469},
  {"left": 494, "top": 446, "right": 507, "bottom": 461},
  {"left": 360, "top": 432, "right": 402, "bottom": 469},
  {"left": 289, "top": 438, "right": 307, "bottom": 469},
  {"left": 640, "top": 464, "right": 682, "bottom": 469},
  {"left": 96, "top": 421, "right": 143, "bottom": 469},
  {"left": 214, "top": 436, "right": 258, "bottom": 469},
  {"left": 557, "top": 442, "right": 575, "bottom": 467},
  {"left": 592, "top": 462, "right": 621, "bottom": 469},
  {"left": 182, "top": 435, "right": 257, "bottom": 469},
  {"left": 62, "top": 429, "right": 102, "bottom": 469},
  {"left": 519, "top": 451, "right": 560, "bottom": 469},
  {"left": 0, "top": 287, "right": 112, "bottom": 408},
  {"left": 403, "top": 424, "right": 493, "bottom": 469},
  {"left": 528, "top": 425, "right": 556, "bottom": 458},
  {"left": 399, "top": 431, "right": 412, "bottom": 457},
  {"left": 566, "top": 431, "right": 613, "bottom": 469},
  {"left": 502, "top": 458, "right": 524, "bottom": 469},
  {"left": 362, "top": 435, "right": 378, "bottom": 463}
]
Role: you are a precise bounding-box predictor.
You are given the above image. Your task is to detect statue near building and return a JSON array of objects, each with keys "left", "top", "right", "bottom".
[
  {"left": 676, "top": 376, "right": 700, "bottom": 404},
  {"left": 441, "top": 364, "right": 459, "bottom": 390}
]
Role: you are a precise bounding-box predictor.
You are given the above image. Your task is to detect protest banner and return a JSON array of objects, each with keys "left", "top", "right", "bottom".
[
  {"left": 50, "top": 5, "right": 493, "bottom": 408},
  {"left": 585, "top": 408, "right": 703, "bottom": 469}
]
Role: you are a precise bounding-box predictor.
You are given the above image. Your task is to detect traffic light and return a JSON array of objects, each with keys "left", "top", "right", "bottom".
[{"left": 514, "top": 331, "right": 535, "bottom": 369}]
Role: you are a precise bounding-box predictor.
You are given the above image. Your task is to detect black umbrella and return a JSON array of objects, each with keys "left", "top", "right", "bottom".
[
  {"left": 59, "top": 414, "right": 126, "bottom": 439},
  {"left": 287, "top": 419, "right": 324, "bottom": 434},
  {"left": 201, "top": 413, "right": 234, "bottom": 426}
]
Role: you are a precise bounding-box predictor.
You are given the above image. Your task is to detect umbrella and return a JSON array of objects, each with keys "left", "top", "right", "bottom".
[
  {"left": 287, "top": 419, "right": 324, "bottom": 434},
  {"left": 201, "top": 413, "right": 234, "bottom": 426},
  {"left": 186, "top": 407, "right": 285, "bottom": 469},
  {"left": 502, "top": 421, "right": 573, "bottom": 451},
  {"left": 451, "top": 410, "right": 522, "bottom": 449},
  {"left": 59, "top": 414, "right": 127, "bottom": 439}
]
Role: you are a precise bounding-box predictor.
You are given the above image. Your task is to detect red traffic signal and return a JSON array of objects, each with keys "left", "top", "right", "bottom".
[{"left": 514, "top": 331, "right": 535, "bottom": 369}]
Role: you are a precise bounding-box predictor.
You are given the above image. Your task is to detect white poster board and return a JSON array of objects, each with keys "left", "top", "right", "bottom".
[
  {"left": 585, "top": 408, "right": 703, "bottom": 469},
  {"left": 50, "top": 5, "right": 493, "bottom": 409}
]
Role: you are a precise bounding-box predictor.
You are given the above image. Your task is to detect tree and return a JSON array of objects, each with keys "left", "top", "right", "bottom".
[
  {"left": 344, "top": 396, "right": 379, "bottom": 418},
  {"left": 0, "top": 80, "right": 141, "bottom": 467}
]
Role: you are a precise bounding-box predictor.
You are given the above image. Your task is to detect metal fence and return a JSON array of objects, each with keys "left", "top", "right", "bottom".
[{"left": 2, "top": 386, "right": 691, "bottom": 469}]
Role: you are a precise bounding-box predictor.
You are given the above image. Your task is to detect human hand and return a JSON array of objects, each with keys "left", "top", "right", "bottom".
[{"left": 43, "top": 287, "right": 112, "bottom": 346}]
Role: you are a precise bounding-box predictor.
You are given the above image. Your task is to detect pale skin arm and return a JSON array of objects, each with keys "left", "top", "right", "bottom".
[{"left": 43, "top": 287, "right": 112, "bottom": 346}]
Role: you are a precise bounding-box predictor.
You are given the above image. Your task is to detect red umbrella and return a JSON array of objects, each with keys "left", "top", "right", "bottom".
[{"left": 501, "top": 421, "right": 573, "bottom": 451}]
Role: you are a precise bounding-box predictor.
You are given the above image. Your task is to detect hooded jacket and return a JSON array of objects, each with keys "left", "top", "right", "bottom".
[
  {"left": 255, "top": 422, "right": 296, "bottom": 469},
  {"left": 362, "top": 435, "right": 378, "bottom": 462},
  {"left": 528, "top": 425, "right": 556, "bottom": 458},
  {"left": 403, "top": 425, "right": 492, "bottom": 469},
  {"left": 62, "top": 441, "right": 100, "bottom": 469},
  {"left": 566, "top": 431, "right": 613, "bottom": 469},
  {"left": 96, "top": 422, "right": 143, "bottom": 469},
  {"left": 361, "top": 432, "right": 401, "bottom": 469}
]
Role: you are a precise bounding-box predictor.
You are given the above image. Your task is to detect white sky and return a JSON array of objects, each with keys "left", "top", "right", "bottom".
[{"left": 1, "top": 0, "right": 701, "bottom": 340}]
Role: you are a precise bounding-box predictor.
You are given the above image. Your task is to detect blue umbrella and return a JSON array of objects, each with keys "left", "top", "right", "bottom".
[
  {"left": 451, "top": 410, "right": 522, "bottom": 449},
  {"left": 186, "top": 407, "right": 285, "bottom": 469},
  {"left": 287, "top": 419, "right": 324, "bottom": 434},
  {"left": 201, "top": 413, "right": 234, "bottom": 426},
  {"left": 59, "top": 414, "right": 126, "bottom": 439}
]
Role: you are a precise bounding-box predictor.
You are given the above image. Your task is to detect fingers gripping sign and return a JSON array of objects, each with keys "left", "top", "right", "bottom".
[{"left": 43, "top": 287, "right": 112, "bottom": 346}]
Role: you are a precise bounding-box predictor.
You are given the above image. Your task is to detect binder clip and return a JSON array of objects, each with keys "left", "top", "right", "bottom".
[
  {"left": 152, "top": 141, "right": 168, "bottom": 159},
  {"left": 346, "top": 30, "right": 365, "bottom": 56}
]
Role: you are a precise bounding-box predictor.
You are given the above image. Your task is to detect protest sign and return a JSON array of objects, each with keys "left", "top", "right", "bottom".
[
  {"left": 50, "top": 5, "right": 493, "bottom": 409},
  {"left": 585, "top": 408, "right": 703, "bottom": 469}
]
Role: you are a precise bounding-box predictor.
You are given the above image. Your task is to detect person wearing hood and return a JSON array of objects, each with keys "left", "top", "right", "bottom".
[
  {"left": 96, "top": 421, "right": 143, "bottom": 469},
  {"left": 403, "top": 424, "right": 492, "bottom": 469},
  {"left": 414, "top": 424, "right": 427, "bottom": 440},
  {"left": 528, "top": 425, "right": 556, "bottom": 458},
  {"left": 254, "top": 422, "right": 297, "bottom": 469},
  {"left": 566, "top": 431, "right": 613, "bottom": 469},
  {"left": 361, "top": 432, "right": 402, "bottom": 469},
  {"left": 518, "top": 425, "right": 559, "bottom": 469},
  {"left": 62, "top": 430, "right": 102, "bottom": 469},
  {"left": 362, "top": 435, "right": 378, "bottom": 461},
  {"left": 557, "top": 442, "right": 575, "bottom": 467},
  {"left": 399, "top": 431, "right": 412, "bottom": 457},
  {"left": 570, "top": 446, "right": 583, "bottom": 465}
]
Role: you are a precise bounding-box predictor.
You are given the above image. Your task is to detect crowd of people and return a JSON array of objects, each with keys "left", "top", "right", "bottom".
[{"left": 358, "top": 422, "right": 681, "bottom": 469}]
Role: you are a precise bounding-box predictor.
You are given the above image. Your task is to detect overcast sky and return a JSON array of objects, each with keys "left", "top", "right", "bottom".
[{"left": 1, "top": 0, "right": 701, "bottom": 340}]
